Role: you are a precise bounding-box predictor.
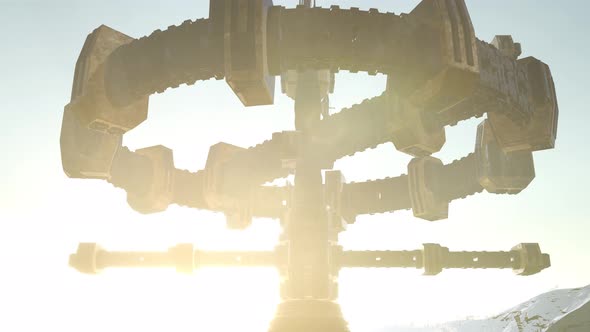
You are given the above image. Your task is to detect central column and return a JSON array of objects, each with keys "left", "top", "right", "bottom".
[
  {"left": 268, "top": 71, "right": 348, "bottom": 331},
  {"left": 289, "top": 70, "right": 330, "bottom": 299}
]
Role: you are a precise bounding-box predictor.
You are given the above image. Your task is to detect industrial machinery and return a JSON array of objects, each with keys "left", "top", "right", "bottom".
[{"left": 61, "top": 0, "right": 558, "bottom": 330}]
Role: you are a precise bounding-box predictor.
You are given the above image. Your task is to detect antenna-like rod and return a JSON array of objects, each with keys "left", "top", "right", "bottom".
[{"left": 299, "top": 0, "right": 312, "bottom": 7}]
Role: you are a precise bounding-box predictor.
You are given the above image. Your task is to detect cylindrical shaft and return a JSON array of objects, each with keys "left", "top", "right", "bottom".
[
  {"left": 195, "top": 251, "right": 277, "bottom": 267},
  {"left": 96, "top": 251, "right": 172, "bottom": 269},
  {"left": 336, "top": 249, "right": 519, "bottom": 271},
  {"left": 339, "top": 250, "right": 423, "bottom": 268},
  {"left": 445, "top": 251, "right": 516, "bottom": 269},
  {"left": 342, "top": 175, "right": 412, "bottom": 216},
  {"left": 284, "top": 70, "right": 333, "bottom": 300},
  {"left": 93, "top": 249, "right": 278, "bottom": 270}
]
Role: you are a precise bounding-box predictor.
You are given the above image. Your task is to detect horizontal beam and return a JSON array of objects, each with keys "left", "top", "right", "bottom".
[
  {"left": 69, "top": 243, "right": 282, "bottom": 274},
  {"left": 70, "top": 243, "right": 550, "bottom": 277},
  {"left": 337, "top": 243, "right": 550, "bottom": 276}
]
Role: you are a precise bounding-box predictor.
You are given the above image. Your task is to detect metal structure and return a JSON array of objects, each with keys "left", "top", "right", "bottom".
[{"left": 61, "top": 0, "right": 558, "bottom": 331}]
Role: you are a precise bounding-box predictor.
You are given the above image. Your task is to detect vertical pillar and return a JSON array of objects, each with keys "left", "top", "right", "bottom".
[
  {"left": 269, "top": 1, "right": 347, "bottom": 329},
  {"left": 270, "top": 71, "right": 348, "bottom": 331},
  {"left": 286, "top": 70, "right": 330, "bottom": 299}
]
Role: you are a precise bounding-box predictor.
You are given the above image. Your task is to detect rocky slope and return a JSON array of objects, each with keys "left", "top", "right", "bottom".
[{"left": 383, "top": 284, "right": 590, "bottom": 332}]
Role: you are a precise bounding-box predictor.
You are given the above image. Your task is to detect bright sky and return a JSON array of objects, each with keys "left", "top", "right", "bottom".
[{"left": 0, "top": 1, "right": 589, "bottom": 331}]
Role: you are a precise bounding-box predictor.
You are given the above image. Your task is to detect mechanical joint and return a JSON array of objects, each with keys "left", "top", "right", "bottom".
[
  {"left": 475, "top": 120, "right": 535, "bottom": 194},
  {"left": 67, "top": 25, "right": 148, "bottom": 134},
  {"left": 511, "top": 243, "right": 551, "bottom": 276},
  {"left": 408, "top": 156, "right": 449, "bottom": 221},
  {"left": 125, "top": 146, "right": 175, "bottom": 214},
  {"left": 221, "top": 0, "right": 275, "bottom": 106},
  {"left": 388, "top": 90, "right": 446, "bottom": 157}
]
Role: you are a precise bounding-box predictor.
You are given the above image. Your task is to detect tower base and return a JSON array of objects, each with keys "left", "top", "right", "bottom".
[{"left": 268, "top": 300, "right": 349, "bottom": 332}]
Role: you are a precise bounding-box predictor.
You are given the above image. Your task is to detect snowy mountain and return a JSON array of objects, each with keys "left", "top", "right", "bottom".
[{"left": 383, "top": 285, "right": 590, "bottom": 332}]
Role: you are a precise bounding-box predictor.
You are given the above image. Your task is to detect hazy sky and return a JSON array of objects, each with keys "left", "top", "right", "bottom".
[{"left": 1, "top": 1, "right": 589, "bottom": 331}]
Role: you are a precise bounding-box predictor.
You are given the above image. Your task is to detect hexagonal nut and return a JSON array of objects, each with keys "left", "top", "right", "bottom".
[
  {"left": 512, "top": 243, "right": 551, "bottom": 276},
  {"left": 408, "top": 156, "right": 449, "bottom": 221},
  {"left": 475, "top": 120, "right": 535, "bottom": 194},
  {"left": 126, "top": 146, "right": 174, "bottom": 214},
  {"left": 68, "top": 25, "right": 148, "bottom": 134},
  {"left": 388, "top": 93, "right": 446, "bottom": 157},
  {"left": 492, "top": 35, "right": 522, "bottom": 60},
  {"left": 203, "top": 142, "right": 247, "bottom": 209},
  {"left": 488, "top": 57, "right": 558, "bottom": 153},
  {"left": 399, "top": 0, "right": 479, "bottom": 108},
  {"left": 60, "top": 107, "right": 122, "bottom": 179},
  {"left": 422, "top": 243, "right": 449, "bottom": 276},
  {"left": 224, "top": 0, "right": 275, "bottom": 106},
  {"left": 281, "top": 70, "right": 333, "bottom": 101},
  {"left": 168, "top": 244, "right": 194, "bottom": 274},
  {"left": 69, "top": 243, "right": 103, "bottom": 274}
]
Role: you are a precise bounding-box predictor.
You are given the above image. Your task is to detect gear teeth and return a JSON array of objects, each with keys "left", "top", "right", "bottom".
[
  {"left": 455, "top": 0, "right": 476, "bottom": 67},
  {"left": 445, "top": 0, "right": 464, "bottom": 64},
  {"left": 443, "top": 0, "right": 476, "bottom": 69},
  {"left": 105, "top": 18, "right": 222, "bottom": 107},
  {"left": 342, "top": 151, "right": 493, "bottom": 218},
  {"left": 276, "top": 6, "right": 399, "bottom": 74}
]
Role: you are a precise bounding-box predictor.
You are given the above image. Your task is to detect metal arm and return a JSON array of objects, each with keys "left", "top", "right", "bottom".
[
  {"left": 61, "top": 0, "right": 556, "bottom": 220},
  {"left": 104, "top": 19, "right": 223, "bottom": 108},
  {"left": 70, "top": 242, "right": 550, "bottom": 277}
]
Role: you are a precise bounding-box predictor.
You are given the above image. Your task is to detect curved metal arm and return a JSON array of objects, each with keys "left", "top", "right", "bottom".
[
  {"left": 60, "top": 0, "right": 557, "bottom": 222},
  {"left": 104, "top": 18, "right": 222, "bottom": 108}
]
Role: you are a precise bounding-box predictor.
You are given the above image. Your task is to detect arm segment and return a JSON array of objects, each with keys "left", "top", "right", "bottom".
[
  {"left": 336, "top": 243, "right": 550, "bottom": 276},
  {"left": 61, "top": 0, "right": 556, "bottom": 226},
  {"left": 70, "top": 242, "right": 550, "bottom": 277},
  {"left": 104, "top": 18, "right": 223, "bottom": 108}
]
